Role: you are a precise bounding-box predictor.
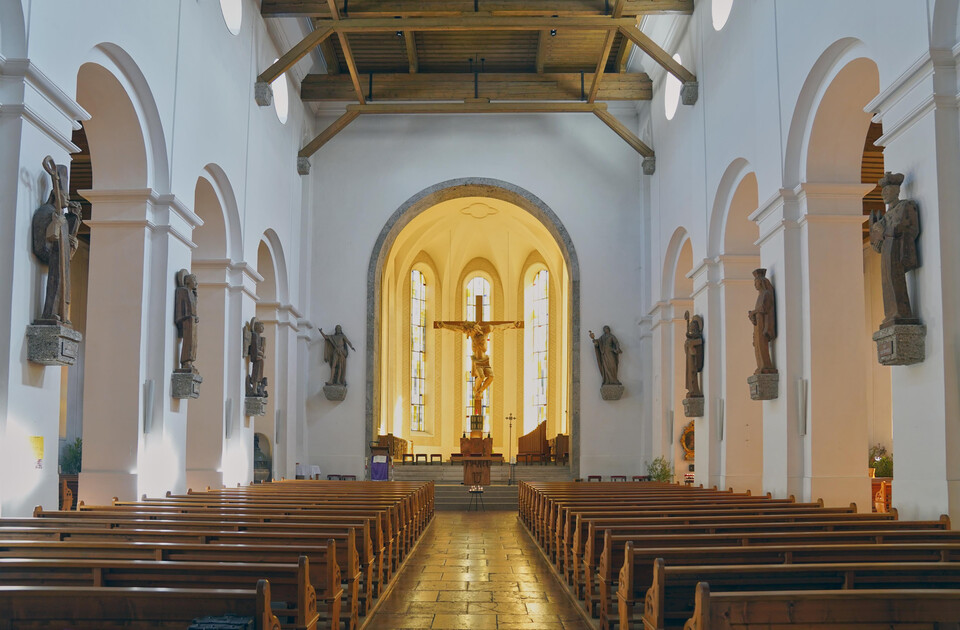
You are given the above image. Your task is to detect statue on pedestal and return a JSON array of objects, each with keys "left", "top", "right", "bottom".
[
  {"left": 171, "top": 269, "right": 202, "bottom": 398},
  {"left": 320, "top": 325, "right": 354, "bottom": 401},
  {"left": 590, "top": 326, "right": 624, "bottom": 400},
  {"left": 868, "top": 172, "right": 926, "bottom": 365},
  {"left": 243, "top": 317, "right": 268, "bottom": 398},
  {"left": 27, "top": 156, "right": 83, "bottom": 366},
  {"left": 682, "top": 311, "right": 704, "bottom": 417},
  {"left": 747, "top": 269, "right": 779, "bottom": 400}
]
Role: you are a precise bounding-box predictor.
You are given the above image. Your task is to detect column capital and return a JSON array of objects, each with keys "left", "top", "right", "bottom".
[
  {"left": 80, "top": 188, "right": 202, "bottom": 249},
  {"left": 227, "top": 262, "right": 262, "bottom": 301}
]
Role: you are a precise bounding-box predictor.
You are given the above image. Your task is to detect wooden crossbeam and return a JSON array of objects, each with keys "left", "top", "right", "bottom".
[
  {"left": 263, "top": 0, "right": 694, "bottom": 18},
  {"left": 256, "top": 25, "right": 334, "bottom": 84},
  {"left": 619, "top": 24, "right": 695, "bottom": 83},
  {"left": 298, "top": 109, "right": 361, "bottom": 157},
  {"left": 535, "top": 30, "right": 549, "bottom": 73},
  {"left": 326, "top": 0, "right": 366, "bottom": 105},
  {"left": 403, "top": 31, "right": 419, "bottom": 73},
  {"left": 615, "top": 39, "right": 633, "bottom": 72},
  {"left": 301, "top": 72, "right": 652, "bottom": 102},
  {"left": 593, "top": 106, "right": 653, "bottom": 156},
  {"left": 298, "top": 101, "right": 656, "bottom": 158},
  {"left": 318, "top": 39, "right": 341, "bottom": 74},
  {"left": 586, "top": 0, "right": 624, "bottom": 102},
  {"left": 325, "top": 16, "right": 639, "bottom": 32}
]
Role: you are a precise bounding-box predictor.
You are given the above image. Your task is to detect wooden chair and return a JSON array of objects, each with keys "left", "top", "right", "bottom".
[
  {"left": 401, "top": 453, "right": 414, "bottom": 464},
  {"left": 326, "top": 474, "right": 341, "bottom": 480},
  {"left": 631, "top": 475, "right": 651, "bottom": 482},
  {"left": 587, "top": 475, "right": 602, "bottom": 482},
  {"left": 414, "top": 453, "right": 427, "bottom": 465},
  {"left": 611, "top": 475, "right": 627, "bottom": 482},
  {"left": 430, "top": 454, "right": 443, "bottom": 464},
  {"left": 341, "top": 474, "right": 357, "bottom": 481}
]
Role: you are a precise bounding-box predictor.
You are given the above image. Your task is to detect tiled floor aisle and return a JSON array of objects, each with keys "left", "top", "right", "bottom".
[{"left": 366, "top": 511, "right": 593, "bottom": 629}]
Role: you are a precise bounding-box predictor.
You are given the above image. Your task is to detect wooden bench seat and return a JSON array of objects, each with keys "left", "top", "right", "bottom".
[
  {"left": 635, "top": 559, "right": 960, "bottom": 630},
  {"left": 0, "top": 579, "right": 283, "bottom": 630},
  {"left": 683, "top": 584, "right": 960, "bottom": 630},
  {"left": 0, "top": 555, "right": 331, "bottom": 630},
  {"left": 612, "top": 541, "right": 960, "bottom": 630}
]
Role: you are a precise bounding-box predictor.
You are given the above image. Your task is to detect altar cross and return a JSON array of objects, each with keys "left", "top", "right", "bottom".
[{"left": 434, "top": 296, "right": 523, "bottom": 417}]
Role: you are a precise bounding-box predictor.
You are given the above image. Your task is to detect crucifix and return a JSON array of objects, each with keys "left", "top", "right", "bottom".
[{"left": 434, "top": 296, "right": 523, "bottom": 436}]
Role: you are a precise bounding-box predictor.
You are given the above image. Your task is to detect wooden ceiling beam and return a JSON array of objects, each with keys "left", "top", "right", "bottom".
[
  {"left": 301, "top": 72, "right": 652, "bottom": 102},
  {"left": 264, "top": 0, "right": 693, "bottom": 18},
  {"left": 587, "top": 0, "right": 624, "bottom": 102},
  {"left": 615, "top": 40, "right": 633, "bottom": 72},
  {"left": 256, "top": 24, "right": 334, "bottom": 84},
  {"left": 318, "top": 39, "right": 341, "bottom": 74},
  {"left": 325, "top": 16, "right": 639, "bottom": 32},
  {"left": 535, "top": 30, "right": 548, "bottom": 73},
  {"left": 618, "top": 23, "right": 695, "bottom": 83},
  {"left": 593, "top": 106, "right": 653, "bottom": 157},
  {"left": 403, "top": 30, "right": 419, "bottom": 73},
  {"left": 326, "top": 0, "right": 366, "bottom": 105},
  {"left": 299, "top": 109, "right": 361, "bottom": 157}
]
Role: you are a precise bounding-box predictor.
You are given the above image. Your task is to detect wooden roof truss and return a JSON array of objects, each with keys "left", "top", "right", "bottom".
[{"left": 256, "top": 0, "right": 697, "bottom": 174}]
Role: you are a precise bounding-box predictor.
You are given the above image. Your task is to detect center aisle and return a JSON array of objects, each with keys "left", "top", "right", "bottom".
[{"left": 366, "top": 511, "right": 592, "bottom": 629}]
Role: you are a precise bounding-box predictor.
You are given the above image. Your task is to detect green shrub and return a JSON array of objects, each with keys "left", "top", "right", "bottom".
[
  {"left": 646, "top": 456, "right": 674, "bottom": 482},
  {"left": 60, "top": 438, "right": 82, "bottom": 475},
  {"left": 868, "top": 443, "right": 893, "bottom": 478}
]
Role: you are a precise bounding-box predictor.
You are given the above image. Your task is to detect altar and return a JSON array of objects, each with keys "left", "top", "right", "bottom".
[{"left": 460, "top": 434, "right": 494, "bottom": 485}]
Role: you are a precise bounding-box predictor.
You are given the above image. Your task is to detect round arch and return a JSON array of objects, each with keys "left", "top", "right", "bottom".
[
  {"left": 366, "top": 178, "right": 582, "bottom": 475},
  {"left": 707, "top": 158, "right": 756, "bottom": 258},
  {"left": 259, "top": 229, "right": 289, "bottom": 305},
  {"left": 661, "top": 227, "right": 693, "bottom": 303},
  {"left": 0, "top": 1, "right": 26, "bottom": 57},
  {"left": 199, "top": 164, "right": 243, "bottom": 263},
  {"left": 784, "top": 37, "right": 876, "bottom": 187},
  {"left": 79, "top": 43, "right": 169, "bottom": 193}
]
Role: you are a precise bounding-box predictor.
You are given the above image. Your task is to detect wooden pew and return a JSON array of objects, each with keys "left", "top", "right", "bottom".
[
  {"left": 636, "top": 558, "right": 960, "bottom": 630},
  {"left": 0, "top": 554, "right": 330, "bottom": 630},
  {"left": 682, "top": 583, "right": 960, "bottom": 630},
  {"left": 0, "top": 578, "right": 283, "bottom": 630},
  {"left": 615, "top": 541, "right": 960, "bottom": 630}
]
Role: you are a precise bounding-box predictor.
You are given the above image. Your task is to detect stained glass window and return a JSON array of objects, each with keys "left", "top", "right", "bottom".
[
  {"left": 411, "top": 270, "right": 426, "bottom": 432},
  {"left": 526, "top": 269, "right": 549, "bottom": 432},
  {"left": 464, "top": 276, "right": 491, "bottom": 432}
]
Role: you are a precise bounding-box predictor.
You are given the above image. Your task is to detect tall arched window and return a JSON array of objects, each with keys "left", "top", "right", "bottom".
[
  {"left": 464, "top": 276, "right": 491, "bottom": 432},
  {"left": 411, "top": 270, "right": 427, "bottom": 432},
  {"left": 525, "top": 269, "right": 549, "bottom": 433}
]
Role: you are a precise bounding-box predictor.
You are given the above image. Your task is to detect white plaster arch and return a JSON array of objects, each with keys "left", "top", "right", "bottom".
[
  {"left": 78, "top": 43, "right": 170, "bottom": 193},
  {"left": 257, "top": 229, "right": 290, "bottom": 305},
  {"left": 932, "top": 0, "right": 960, "bottom": 48},
  {"left": 783, "top": 37, "right": 875, "bottom": 188},
  {"left": 198, "top": 164, "right": 243, "bottom": 263},
  {"left": 661, "top": 227, "right": 693, "bottom": 302},
  {"left": 707, "top": 157, "right": 753, "bottom": 258},
  {"left": 0, "top": 1, "right": 26, "bottom": 57}
]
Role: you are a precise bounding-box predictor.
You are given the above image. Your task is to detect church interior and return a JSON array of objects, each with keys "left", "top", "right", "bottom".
[{"left": 1, "top": 0, "right": 960, "bottom": 627}]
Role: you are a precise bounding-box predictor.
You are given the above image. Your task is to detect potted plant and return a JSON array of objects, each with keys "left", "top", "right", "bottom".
[
  {"left": 646, "top": 456, "right": 674, "bottom": 483},
  {"left": 869, "top": 443, "right": 893, "bottom": 478}
]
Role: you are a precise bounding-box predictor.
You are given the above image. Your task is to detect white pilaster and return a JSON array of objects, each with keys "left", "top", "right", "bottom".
[{"left": 690, "top": 259, "right": 722, "bottom": 489}]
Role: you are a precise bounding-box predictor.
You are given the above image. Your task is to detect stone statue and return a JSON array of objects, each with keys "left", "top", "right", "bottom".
[
  {"left": 589, "top": 326, "right": 622, "bottom": 385},
  {"left": 320, "top": 325, "right": 355, "bottom": 386},
  {"left": 683, "top": 311, "right": 704, "bottom": 398},
  {"left": 748, "top": 268, "right": 777, "bottom": 374},
  {"left": 869, "top": 172, "right": 921, "bottom": 328},
  {"left": 174, "top": 269, "right": 199, "bottom": 373},
  {"left": 243, "top": 317, "right": 267, "bottom": 397},
  {"left": 32, "top": 156, "right": 81, "bottom": 324}
]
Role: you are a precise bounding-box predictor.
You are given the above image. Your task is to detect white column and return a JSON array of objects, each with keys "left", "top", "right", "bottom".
[
  {"left": 295, "top": 320, "right": 315, "bottom": 474},
  {"left": 184, "top": 259, "right": 230, "bottom": 491},
  {"left": 751, "top": 191, "right": 805, "bottom": 500},
  {"left": 670, "top": 298, "right": 693, "bottom": 480},
  {"left": 0, "top": 57, "right": 88, "bottom": 516},
  {"left": 273, "top": 303, "right": 301, "bottom": 481},
  {"left": 716, "top": 255, "right": 764, "bottom": 494},
  {"left": 690, "top": 260, "right": 722, "bottom": 489},
  {"left": 78, "top": 189, "right": 200, "bottom": 504},
  {"left": 647, "top": 303, "right": 672, "bottom": 465},
  {"left": 221, "top": 263, "right": 261, "bottom": 487},
  {"left": 255, "top": 301, "right": 280, "bottom": 479},
  {"left": 867, "top": 45, "right": 960, "bottom": 520}
]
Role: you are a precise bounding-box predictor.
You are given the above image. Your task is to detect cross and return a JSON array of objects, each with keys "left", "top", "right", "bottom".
[{"left": 434, "top": 296, "right": 523, "bottom": 417}]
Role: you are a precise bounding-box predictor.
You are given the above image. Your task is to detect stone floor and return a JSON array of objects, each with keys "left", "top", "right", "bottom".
[{"left": 365, "top": 511, "right": 592, "bottom": 630}]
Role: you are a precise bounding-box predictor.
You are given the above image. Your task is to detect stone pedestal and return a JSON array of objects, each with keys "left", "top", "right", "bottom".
[
  {"left": 171, "top": 370, "right": 203, "bottom": 399},
  {"left": 683, "top": 396, "right": 704, "bottom": 418},
  {"left": 26, "top": 322, "right": 82, "bottom": 366},
  {"left": 600, "top": 383, "right": 624, "bottom": 400},
  {"left": 872, "top": 324, "right": 926, "bottom": 366},
  {"left": 245, "top": 396, "right": 267, "bottom": 417},
  {"left": 323, "top": 384, "right": 347, "bottom": 401},
  {"left": 747, "top": 373, "right": 779, "bottom": 401}
]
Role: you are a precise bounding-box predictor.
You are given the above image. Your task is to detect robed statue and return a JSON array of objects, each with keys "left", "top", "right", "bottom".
[
  {"left": 684, "top": 311, "right": 704, "bottom": 398},
  {"left": 320, "top": 325, "right": 354, "bottom": 386},
  {"left": 748, "top": 269, "right": 777, "bottom": 374},
  {"left": 869, "top": 172, "right": 921, "bottom": 328},
  {"left": 32, "top": 156, "right": 82, "bottom": 324},
  {"left": 174, "top": 269, "right": 199, "bottom": 373},
  {"left": 589, "top": 326, "right": 622, "bottom": 385},
  {"left": 243, "top": 317, "right": 267, "bottom": 397}
]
